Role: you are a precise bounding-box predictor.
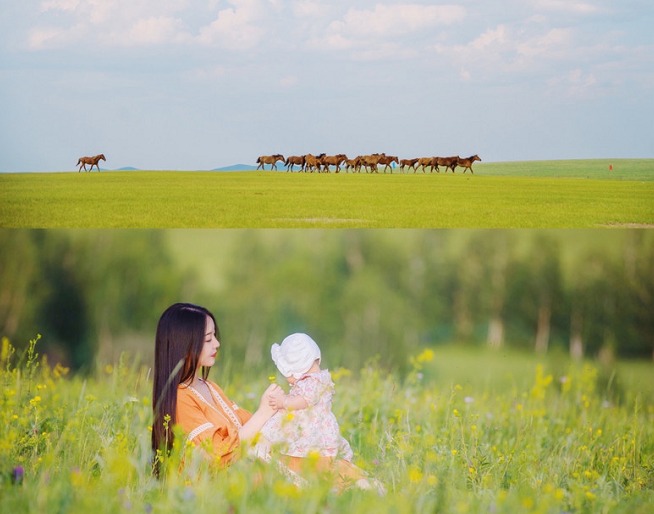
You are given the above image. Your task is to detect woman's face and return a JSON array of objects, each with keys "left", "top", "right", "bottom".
[{"left": 197, "top": 316, "right": 220, "bottom": 371}]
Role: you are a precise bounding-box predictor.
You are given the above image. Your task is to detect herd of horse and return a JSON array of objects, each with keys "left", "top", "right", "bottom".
[
  {"left": 256, "top": 153, "right": 482, "bottom": 174},
  {"left": 75, "top": 152, "right": 481, "bottom": 174}
]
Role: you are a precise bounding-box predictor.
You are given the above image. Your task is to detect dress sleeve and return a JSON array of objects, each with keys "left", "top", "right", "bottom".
[
  {"left": 176, "top": 388, "right": 241, "bottom": 466},
  {"left": 293, "top": 376, "right": 322, "bottom": 407}
]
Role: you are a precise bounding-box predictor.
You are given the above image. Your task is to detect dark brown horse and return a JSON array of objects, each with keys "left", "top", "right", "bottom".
[
  {"left": 457, "top": 155, "right": 481, "bottom": 174},
  {"left": 434, "top": 156, "right": 459, "bottom": 173},
  {"left": 285, "top": 155, "right": 305, "bottom": 172},
  {"left": 77, "top": 154, "right": 105, "bottom": 172},
  {"left": 256, "top": 154, "right": 285, "bottom": 170}
]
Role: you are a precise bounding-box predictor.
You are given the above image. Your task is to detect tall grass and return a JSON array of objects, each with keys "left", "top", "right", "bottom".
[{"left": 1, "top": 336, "right": 653, "bottom": 513}]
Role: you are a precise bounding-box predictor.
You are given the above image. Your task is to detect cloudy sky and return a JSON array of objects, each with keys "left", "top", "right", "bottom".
[{"left": 1, "top": 0, "right": 652, "bottom": 172}]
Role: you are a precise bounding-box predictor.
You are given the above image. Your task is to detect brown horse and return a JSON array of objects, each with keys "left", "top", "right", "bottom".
[
  {"left": 457, "top": 155, "right": 481, "bottom": 174},
  {"left": 77, "top": 154, "right": 105, "bottom": 172},
  {"left": 303, "top": 154, "right": 322, "bottom": 173},
  {"left": 399, "top": 158, "right": 419, "bottom": 173},
  {"left": 319, "top": 154, "right": 347, "bottom": 173},
  {"left": 256, "top": 154, "right": 285, "bottom": 170},
  {"left": 285, "top": 155, "right": 304, "bottom": 172},
  {"left": 344, "top": 157, "right": 362, "bottom": 173},
  {"left": 359, "top": 154, "right": 384, "bottom": 173},
  {"left": 434, "top": 156, "right": 459, "bottom": 173},
  {"left": 417, "top": 157, "right": 434, "bottom": 173},
  {"left": 377, "top": 154, "right": 399, "bottom": 173}
]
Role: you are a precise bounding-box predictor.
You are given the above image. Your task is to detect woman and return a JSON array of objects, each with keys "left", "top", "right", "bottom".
[
  {"left": 151, "top": 303, "right": 281, "bottom": 468},
  {"left": 151, "top": 302, "right": 382, "bottom": 493}
]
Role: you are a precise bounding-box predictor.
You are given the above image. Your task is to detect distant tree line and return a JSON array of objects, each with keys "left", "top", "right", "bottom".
[
  {"left": 1, "top": 230, "right": 652, "bottom": 373},
  {"left": 0, "top": 231, "right": 185, "bottom": 370},
  {"left": 203, "top": 230, "right": 653, "bottom": 373}
]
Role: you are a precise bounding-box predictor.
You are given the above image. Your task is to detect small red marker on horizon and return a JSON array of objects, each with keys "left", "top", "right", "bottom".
[{"left": 609, "top": 164, "right": 613, "bottom": 171}]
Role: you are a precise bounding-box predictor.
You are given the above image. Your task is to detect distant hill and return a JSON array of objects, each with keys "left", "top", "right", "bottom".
[
  {"left": 95, "top": 167, "right": 139, "bottom": 171},
  {"left": 211, "top": 164, "right": 256, "bottom": 171}
]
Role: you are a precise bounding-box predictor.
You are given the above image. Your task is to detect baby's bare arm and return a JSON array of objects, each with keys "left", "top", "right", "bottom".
[
  {"left": 268, "top": 391, "right": 309, "bottom": 411},
  {"left": 283, "top": 394, "right": 308, "bottom": 411}
]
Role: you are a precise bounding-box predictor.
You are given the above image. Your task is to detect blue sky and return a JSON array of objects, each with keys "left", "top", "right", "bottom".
[{"left": 0, "top": 0, "right": 652, "bottom": 172}]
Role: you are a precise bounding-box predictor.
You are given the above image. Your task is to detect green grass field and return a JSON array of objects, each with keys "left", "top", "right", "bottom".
[
  {"left": 1, "top": 160, "right": 652, "bottom": 228},
  {"left": 1, "top": 338, "right": 653, "bottom": 513},
  {"left": 474, "top": 159, "right": 654, "bottom": 181}
]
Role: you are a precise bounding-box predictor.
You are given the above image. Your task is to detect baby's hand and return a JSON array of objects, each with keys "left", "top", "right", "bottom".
[{"left": 268, "top": 390, "right": 286, "bottom": 410}]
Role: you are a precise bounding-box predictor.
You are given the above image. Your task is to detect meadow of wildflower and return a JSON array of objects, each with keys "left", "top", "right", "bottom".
[{"left": 1, "top": 336, "right": 653, "bottom": 514}]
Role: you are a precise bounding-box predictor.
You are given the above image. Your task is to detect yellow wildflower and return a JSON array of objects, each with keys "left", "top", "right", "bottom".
[
  {"left": 409, "top": 468, "right": 423, "bottom": 482},
  {"left": 416, "top": 348, "right": 434, "bottom": 364}
]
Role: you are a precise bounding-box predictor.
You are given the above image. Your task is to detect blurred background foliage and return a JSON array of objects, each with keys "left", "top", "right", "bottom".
[{"left": 0, "top": 229, "right": 652, "bottom": 374}]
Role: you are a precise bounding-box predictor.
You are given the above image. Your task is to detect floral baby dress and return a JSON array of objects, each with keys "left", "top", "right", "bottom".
[{"left": 261, "top": 369, "right": 353, "bottom": 460}]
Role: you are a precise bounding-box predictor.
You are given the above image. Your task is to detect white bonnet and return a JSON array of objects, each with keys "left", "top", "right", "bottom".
[{"left": 271, "top": 333, "right": 321, "bottom": 379}]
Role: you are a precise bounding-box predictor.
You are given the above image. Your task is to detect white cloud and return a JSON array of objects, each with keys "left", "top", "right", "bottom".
[
  {"left": 434, "top": 24, "right": 576, "bottom": 76},
  {"left": 469, "top": 25, "right": 508, "bottom": 51},
  {"left": 330, "top": 4, "right": 466, "bottom": 39},
  {"left": 547, "top": 68, "right": 598, "bottom": 97},
  {"left": 534, "top": 0, "right": 601, "bottom": 14},
  {"left": 31, "top": 0, "right": 193, "bottom": 48},
  {"left": 189, "top": 65, "right": 228, "bottom": 80},
  {"left": 39, "top": 0, "right": 80, "bottom": 12},
  {"left": 197, "top": 0, "right": 265, "bottom": 50},
  {"left": 293, "top": 0, "right": 329, "bottom": 18},
  {"left": 516, "top": 28, "right": 572, "bottom": 58},
  {"left": 123, "top": 17, "right": 191, "bottom": 46},
  {"left": 279, "top": 75, "right": 298, "bottom": 87},
  {"left": 28, "top": 26, "right": 72, "bottom": 50},
  {"left": 314, "top": 3, "right": 466, "bottom": 59}
]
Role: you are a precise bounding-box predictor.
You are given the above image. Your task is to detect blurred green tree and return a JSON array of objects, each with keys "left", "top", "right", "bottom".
[{"left": 0, "top": 230, "right": 185, "bottom": 370}]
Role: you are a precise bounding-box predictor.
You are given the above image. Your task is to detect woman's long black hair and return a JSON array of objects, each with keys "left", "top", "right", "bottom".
[{"left": 151, "top": 303, "right": 218, "bottom": 470}]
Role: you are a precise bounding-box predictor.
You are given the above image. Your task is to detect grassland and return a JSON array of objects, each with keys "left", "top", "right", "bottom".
[
  {"left": 1, "top": 338, "right": 653, "bottom": 514},
  {"left": 1, "top": 160, "right": 652, "bottom": 228},
  {"left": 476, "top": 159, "right": 653, "bottom": 181}
]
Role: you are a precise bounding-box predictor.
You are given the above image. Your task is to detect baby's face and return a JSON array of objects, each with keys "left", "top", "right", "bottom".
[{"left": 285, "top": 375, "right": 296, "bottom": 385}]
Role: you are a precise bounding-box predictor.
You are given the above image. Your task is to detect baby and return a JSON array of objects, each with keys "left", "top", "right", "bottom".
[{"left": 260, "top": 333, "right": 353, "bottom": 461}]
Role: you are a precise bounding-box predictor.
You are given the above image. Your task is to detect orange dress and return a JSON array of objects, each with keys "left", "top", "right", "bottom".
[{"left": 176, "top": 378, "right": 252, "bottom": 466}]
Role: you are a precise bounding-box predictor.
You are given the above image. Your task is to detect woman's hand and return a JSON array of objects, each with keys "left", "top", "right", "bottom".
[
  {"left": 239, "top": 383, "right": 284, "bottom": 441},
  {"left": 259, "top": 383, "right": 282, "bottom": 416},
  {"left": 268, "top": 390, "right": 286, "bottom": 410}
]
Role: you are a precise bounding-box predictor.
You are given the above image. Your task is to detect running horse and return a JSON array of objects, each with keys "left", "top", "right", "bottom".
[
  {"left": 77, "top": 154, "right": 106, "bottom": 172},
  {"left": 256, "top": 154, "right": 285, "bottom": 170}
]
